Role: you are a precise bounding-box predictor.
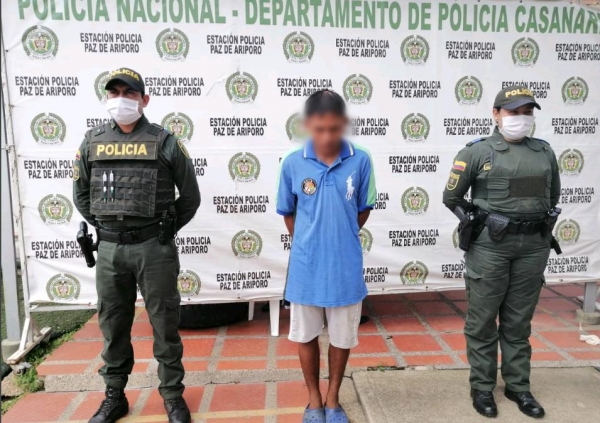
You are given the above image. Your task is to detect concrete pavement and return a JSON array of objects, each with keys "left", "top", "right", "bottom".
[{"left": 353, "top": 367, "right": 600, "bottom": 423}]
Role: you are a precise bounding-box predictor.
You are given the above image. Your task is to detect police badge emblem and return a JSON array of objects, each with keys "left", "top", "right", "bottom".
[
  {"left": 400, "top": 261, "right": 429, "bottom": 285},
  {"left": 226, "top": 72, "right": 259, "bottom": 104},
  {"left": 283, "top": 31, "right": 314, "bottom": 63},
  {"left": 342, "top": 74, "right": 373, "bottom": 105},
  {"left": 231, "top": 230, "right": 263, "bottom": 258},
  {"left": 229, "top": 152, "right": 261, "bottom": 182},
  {"left": 455, "top": 76, "right": 483, "bottom": 105},
  {"left": 38, "top": 194, "right": 73, "bottom": 225},
  {"left": 156, "top": 28, "right": 189, "bottom": 61},
  {"left": 46, "top": 273, "right": 81, "bottom": 301}
]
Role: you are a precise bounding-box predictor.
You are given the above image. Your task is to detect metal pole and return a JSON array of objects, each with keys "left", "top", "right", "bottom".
[
  {"left": 1, "top": 89, "right": 21, "bottom": 342},
  {"left": 1, "top": 28, "right": 33, "bottom": 350},
  {"left": 582, "top": 281, "right": 599, "bottom": 313}
]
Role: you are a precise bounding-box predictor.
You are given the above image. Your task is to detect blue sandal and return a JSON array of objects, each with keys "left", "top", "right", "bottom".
[
  {"left": 303, "top": 406, "right": 326, "bottom": 423},
  {"left": 325, "top": 406, "right": 349, "bottom": 423}
]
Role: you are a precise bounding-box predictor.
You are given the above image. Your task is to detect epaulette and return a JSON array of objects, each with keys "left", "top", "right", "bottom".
[
  {"left": 147, "top": 123, "right": 162, "bottom": 136},
  {"left": 466, "top": 138, "right": 485, "bottom": 147},
  {"left": 536, "top": 138, "right": 550, "bottom": 145},
  {"left": 92, "top": 125, "right": 106, "bottom": 136}
]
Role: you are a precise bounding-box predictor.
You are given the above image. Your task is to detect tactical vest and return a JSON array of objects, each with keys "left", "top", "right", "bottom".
[
  {"left": 471, "top": 136, "right": 553, "bottom": 217},
  {"left": 88, "top": 121, "right": 175, "bottom": 220}
]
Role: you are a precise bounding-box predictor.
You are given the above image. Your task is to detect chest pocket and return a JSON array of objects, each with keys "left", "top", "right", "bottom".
[{"left": 90, "top": 167, "right": 159, "bottom": 218}]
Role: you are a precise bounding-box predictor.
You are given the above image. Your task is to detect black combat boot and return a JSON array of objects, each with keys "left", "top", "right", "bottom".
[
  {"left": 505, "top": 389, "right": 545, "bottom": 418},
  {"left": 88, "top": 387, "right": 129, "bottom": 423},
  {"left": 471, "top": 389, "right": 498, "bottom": 418},
  {"left": 164, "top": 396, "right": 191, "bottom": 423}
]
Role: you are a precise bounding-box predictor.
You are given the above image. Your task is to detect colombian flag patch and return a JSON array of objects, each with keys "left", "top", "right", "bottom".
[{"left": 452, "top": 160, "right": 467, "bottom": 171}]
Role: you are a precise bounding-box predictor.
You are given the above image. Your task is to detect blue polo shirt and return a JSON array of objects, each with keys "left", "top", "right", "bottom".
[{"left": 276, "top": 140, "right": 377, "bottom": 307}]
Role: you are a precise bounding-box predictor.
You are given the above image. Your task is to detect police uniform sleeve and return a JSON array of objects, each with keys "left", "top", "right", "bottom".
[
  {"left": 72, "top": 134, "right": 95, "bottom": 224},
  {"left": 165, "top": 134, "right": 200, "bottom": 230},
  {"left": 442, "top": 146, "right": 479, "bottom": 211},
  {"left": 549, "top": 147, "right": 561, "bottom": 208}
]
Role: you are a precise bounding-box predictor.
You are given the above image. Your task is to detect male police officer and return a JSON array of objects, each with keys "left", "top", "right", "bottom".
[
  {"left": 73, "top": 68, "right": 200, "bottom": 423},
  {"left": 443, "top": 86, "right": 561, "bottom": 419}
]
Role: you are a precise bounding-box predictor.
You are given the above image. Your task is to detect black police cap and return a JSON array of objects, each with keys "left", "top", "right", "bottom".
[
  {"left": 494, "top": 85, "right": 541, "bottom": 110},
  {"left": 105, "top": 68, "right": 145, "bottom": 93}
]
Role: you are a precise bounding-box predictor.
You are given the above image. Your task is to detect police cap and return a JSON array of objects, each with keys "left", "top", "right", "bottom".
[
  {"left": 105, "top": 68, "right": 145, "bottom": 94},
  {"left": 494, "top": 85, "right": 541, "bottom": 110}
]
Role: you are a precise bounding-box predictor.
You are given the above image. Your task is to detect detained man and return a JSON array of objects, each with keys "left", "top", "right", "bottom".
[{"left": 276, "top": 90, "right": 376, "bottom": 423}]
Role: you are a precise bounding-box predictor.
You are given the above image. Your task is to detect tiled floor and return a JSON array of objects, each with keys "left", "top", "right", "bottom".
[{"left": 3, "top": 284, "right": 599, "bottom": 422}]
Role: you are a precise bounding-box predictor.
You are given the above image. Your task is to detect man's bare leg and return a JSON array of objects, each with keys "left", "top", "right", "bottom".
[
  {"left": 325, "top": 344, "right": 350, "bottom": 408},
  {"left": 298, "top": 337, "right": 322, "bottom": 409}
]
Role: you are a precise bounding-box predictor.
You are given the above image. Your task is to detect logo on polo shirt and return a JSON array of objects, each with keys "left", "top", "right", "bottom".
[
  {"left": 558, "top": 149, "right": 584, "bottom": 176},
  {"left": 177, "top": 269, "right": 201, "bottom": 296},
  {"left": 400, "top": 35, "right": 429, "bottom": 65},
  {"left": 46, "top": 273, "right": 80, "bottom": 301},
  {"left": 231, "top": 230, "right": 263, "bottom": 258},
  {"left": 229, "top": 152, "right": 261, "bottom": 182},
  {"left": 346, "top": 172, "right": 356, "bottom": 200},
  {"left": 156, "top": 28, "right": 189, "bottom": 61},
  {"left": 302, "top": 178, "right": 317, "bottom": 195},
  {"left": 38, "top": 194, "right": 73, "bottom": 225},
  {"left": 359, "top": 228, "right": 373, "bottom": 254},
  {"left": 161, "top": 112, "right": 194, "bottom": 144},
  {"left": 400, "top": 261, "right": 429, "bottom": 285},
  {"left": 511, "top": 37, "right": 539, "bottom": 67},
  {"left": 94, "top": 71, "right": 111, "bottom": 102},
  {"left": 401, "top": 113, "right": 430, "bottom": 142},
  {"left": 286, "top": 113, "right": 307, "bottom": 143},
  {"left": 455, "top": 76, "right": 483, "bottom": 105},
  {"left": 22, "top": 25, "right": 58, "bottom": 59},
  {"left": 343, "top": 74, "right": 373, "bottom": 105},
  {"left": 31, "top": 113, "right": 66, "bottom": 145},
  {"left": 554, "top": 219, "right": 580, "bottom": 246},
  {"left": 283, "top": 31, "right": 314, "bottom": 63},
  {"left": 562, "top": 77, "right": 588, "bottom": 105},
  {"left": 227, "top": 72, "right": 259, "bottom": 104},
  {"left": 401, "top": 187, "right": 429, "bottom": 215}
]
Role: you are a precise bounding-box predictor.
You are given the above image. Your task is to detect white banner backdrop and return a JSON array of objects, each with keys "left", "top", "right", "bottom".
[{"left": 2, "top": 0, "right": 599, "bottom": 305}]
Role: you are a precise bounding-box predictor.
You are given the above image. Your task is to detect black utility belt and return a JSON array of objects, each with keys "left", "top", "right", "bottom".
[
  {"left": 97, "top": 223, "right": 160, "bottom": 244},
  {"left": 484, "top": 213, "right": 546, "bottom": 236}
]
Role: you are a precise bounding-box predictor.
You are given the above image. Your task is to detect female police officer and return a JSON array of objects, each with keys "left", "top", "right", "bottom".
[{"left": 443, "top": 85, "right": 561, "bottom": 419}]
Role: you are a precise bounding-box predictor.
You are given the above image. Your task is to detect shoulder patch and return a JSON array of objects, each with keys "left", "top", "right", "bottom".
[
  {"left": 177, "top": 139, "right": 191, "bottom": 159},
  {"left": 466, "top": 138, "right": 485, "bottom": 147},
  {"left": 93, "top": 125, "right": 106, "bottom": 136}
]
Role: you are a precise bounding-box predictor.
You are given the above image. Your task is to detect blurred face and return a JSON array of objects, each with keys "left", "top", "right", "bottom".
[
  {"left": 304, "top": 112, "right": 347, "bottom": 154},
  {"left": 493, "top": 104, "right": 535, "bottom": 127},
  {"left": 107, "top": 83, "right": 150, "bottom": 109}
]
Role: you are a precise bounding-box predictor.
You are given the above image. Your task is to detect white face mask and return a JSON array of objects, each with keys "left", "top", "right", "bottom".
[
  {"left": 499, "top": 115, "right": 535, "bottom": 141},
  {"left": 106, "top": 97, "right": 142, "bottom": 125}
]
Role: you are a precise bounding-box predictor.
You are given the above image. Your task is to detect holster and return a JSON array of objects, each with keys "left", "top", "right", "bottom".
[
  {"left": 158, "top": 206, "right": 177, "bottom": 245},
  {"left": 546, "top": 207, "right": 562, "bottom": 255},
  {"left": 453, "top": 204, "right": 484, "bottom": 252},
  {"left": 486, "top": 213, "right": 511, "bottom": 242}
]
